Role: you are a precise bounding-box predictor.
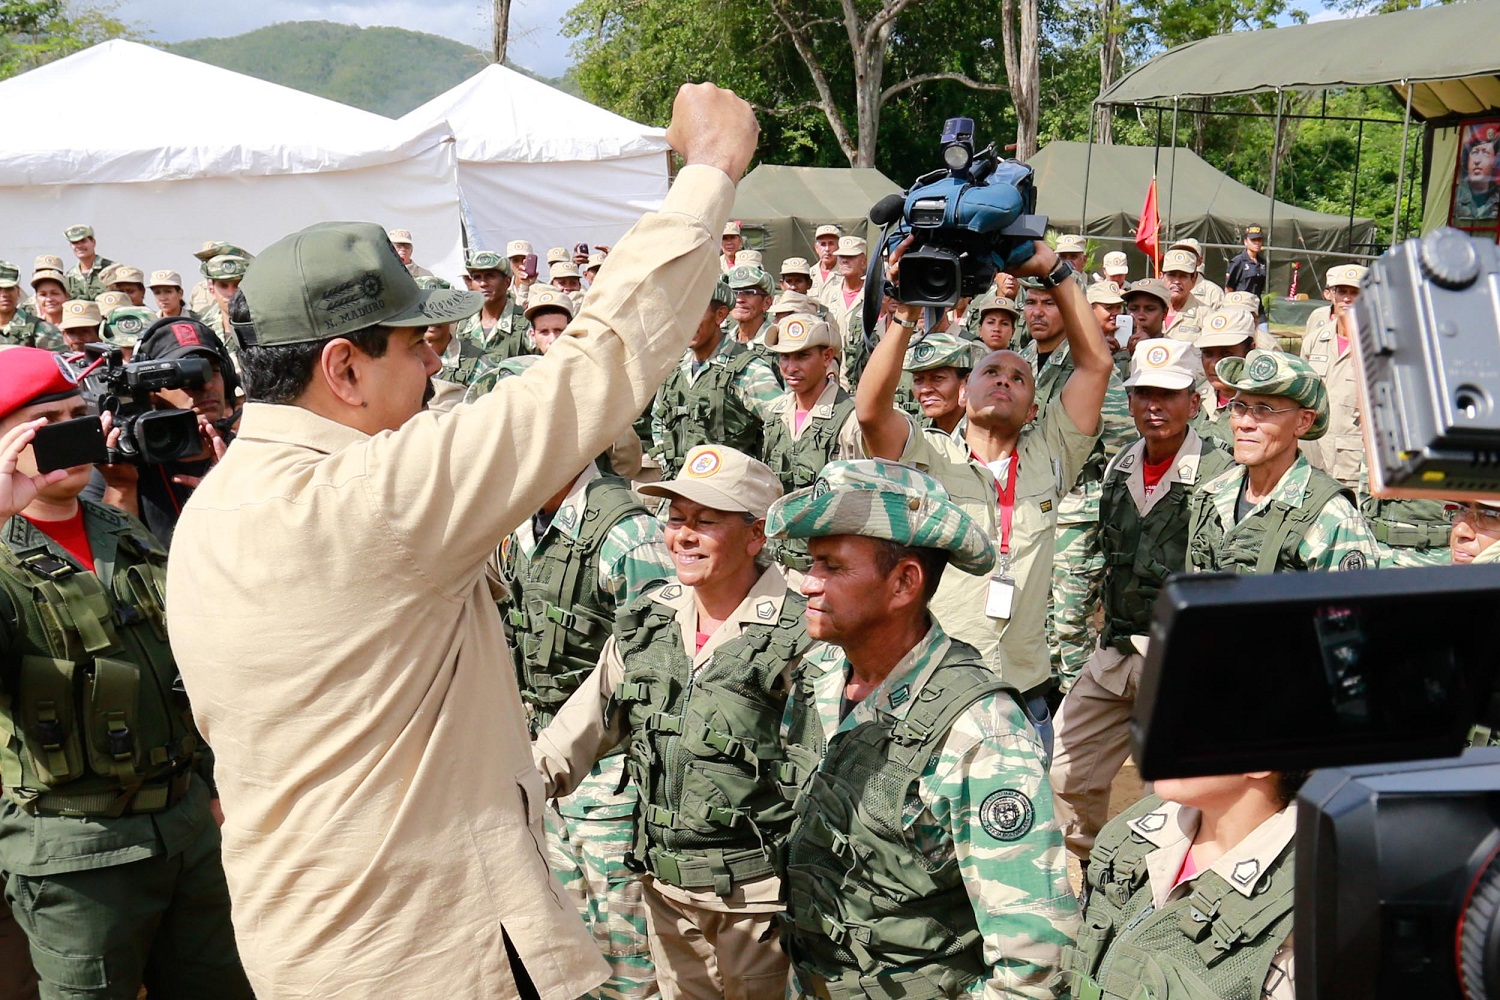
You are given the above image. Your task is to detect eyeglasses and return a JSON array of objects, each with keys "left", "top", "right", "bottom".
[
  {"left": 1445, "top": 504, "right": 1500, "bottom": 528},
  {"left": 1228, "top": 397, "right": 1300, "bottom": 420}
]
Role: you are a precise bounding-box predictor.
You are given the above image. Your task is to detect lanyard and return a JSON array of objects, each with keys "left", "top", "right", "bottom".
[{"left": 977, "top": 452, "right": 1018, "bottom": 556}]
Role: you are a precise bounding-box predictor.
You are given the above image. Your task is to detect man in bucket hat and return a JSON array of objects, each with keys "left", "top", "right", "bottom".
[
  {"left": 1186, "top": 348, "right": 1376, "bottom": 572},
  {"left": 772, "top": 458, "right": 1077, "bottom": 999}
]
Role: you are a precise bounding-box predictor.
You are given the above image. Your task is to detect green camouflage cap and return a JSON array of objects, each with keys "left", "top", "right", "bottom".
[
  {"left": 765, "top": 458, "right": 997, "bottom": 576},
  {"left": 726, "top": 264, "right": 773, "bottom": 294},
  {"left": 903, "top": 332, "right": 974, "bottom": 373},
  {"left": 64, "top": 224, "right": 93, "bottom": 243},
  {"left": 491, "top": 355, "right": 542, "bottom": 380},
  {"left": 710, "top": 277, "right": 734, "bottom": 309},
  {"left": 104, "top": 306, "right": 155, "bottom": 347},
  {"left": 465, "top": 250, "right": 512, "bottom": 277},
  {"left": 205, "top": 254, "right": 250, "bottom": 281},
  {"left": 238, "top": 221, "right": 483, "bottom": 347},
  {"left": 414, "top": 275, "right": 453, "bottom": 291},
  {"left": 0, "top": 261, "right": 19, "bottom": 288},
  {"left": 195, "top": 241, "right": 252, "bottom": 263},
  {"left": 1216, "top": 348, "right": 1330, "bottom": 440}
]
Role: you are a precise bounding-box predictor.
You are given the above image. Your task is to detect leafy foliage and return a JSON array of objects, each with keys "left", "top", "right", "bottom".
[{"left": 0, "top": 0, "right": 131, "bottom": 78}]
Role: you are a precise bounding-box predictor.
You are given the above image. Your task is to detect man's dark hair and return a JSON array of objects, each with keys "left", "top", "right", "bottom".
[
  {"left": 1275, "top": 770, "right": 1312, "bottom": 808},
  {"left": 230, "top": 290, "right": 391, "bottom": 404},
  {"left": 870, "top": 539, "right": 947, "bottom": 603}
]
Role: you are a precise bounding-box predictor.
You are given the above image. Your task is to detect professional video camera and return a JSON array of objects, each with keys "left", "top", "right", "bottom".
[
  {"left": 79, "top": 342, "right": 210, "bottom": 465},
  {"left": 1133, "top": 228, "right": 1500, "bottom": 1000},
  {"left": 862, "top": 116, "right": 1048, "bottom": 334}
]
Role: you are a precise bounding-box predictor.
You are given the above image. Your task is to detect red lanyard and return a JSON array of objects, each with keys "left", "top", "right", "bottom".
[{"left": 977, "top": 452, "right": 1017, "bottom": 556}]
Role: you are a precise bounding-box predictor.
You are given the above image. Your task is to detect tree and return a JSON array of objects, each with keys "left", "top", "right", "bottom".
[
  {"left": 0, "top": 0, "right": 131, "bottom": 79},
  {"left": 491, "top": 0, "right": 512, "bottom": 64},
  {"left": 999, "top": 0, "right": 1040, "bottom": 158}
]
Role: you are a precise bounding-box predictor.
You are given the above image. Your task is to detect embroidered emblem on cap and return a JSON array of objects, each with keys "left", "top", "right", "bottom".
[
  {"left": 784, "top": 318, "right": 808, "bottom": 342},
  {"left": 914, "top": 343, "right": 934, "bottom": 362},
  {"left": 113, "top": 316, "right": 142, "bottom": 336},
  {"left": 67, "top": 301, "right": 87, "bottom": 315},
  {"left": 979, "top": 789, "right": 1035, "bottom": 841},
  {"left": 1249, "top": 355, "right": 1279, "bottom": 382},
  {"left": 1210, "top": 314, "right": 1229, "bottom": 330},
  {"left": 1146, "top": 345, "right": 1170, "bottom": 367},
  {"left": 685, "top": 448, "right": 723, "bottom": 478},
  {"left": 1232, "top": 859, "right": 1261, "bottom": 885}
]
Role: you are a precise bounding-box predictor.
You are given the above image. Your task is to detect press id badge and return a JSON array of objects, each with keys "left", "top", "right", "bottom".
[{"left": 985, "top": 574, "right": 1016, "bottom": 620}]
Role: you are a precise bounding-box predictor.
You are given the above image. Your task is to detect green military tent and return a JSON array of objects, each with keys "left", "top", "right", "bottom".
[
  {"left": 729, "top": 164, "right": 901, "bottom": 273},
  {"left": 1029, "top": 141, "right": 1375, "bottom": 297}
]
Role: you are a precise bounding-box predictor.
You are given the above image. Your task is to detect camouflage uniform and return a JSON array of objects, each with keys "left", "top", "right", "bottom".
[
  {"left": 1021, "top": 338, "right": 1134, "bottom": 690},
  {"left": 455, "top": 300, "right": 533, "bottom": 363},
  {"left": 766, "top": 460, "right": 1079, "bottom": 999},
  {"left": 648, "top": 336, "right": 781, "bottom": 479},
  {"left": 0, "top": 308, "right": 62, "bottom": 350},
  {"left": 1357, "top": 463, "right": 1451, "bottom": 568},
  {"left": 64, "top": 256, "right": 115, "bottom": 302},
  {"left": 506, "top": 466, "right": 673, "bottom": 1000}
]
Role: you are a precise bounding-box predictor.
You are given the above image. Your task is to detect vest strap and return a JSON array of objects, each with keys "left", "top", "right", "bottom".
[
  {"left": 645, "top": 845, "right": 773, "bottom": 894},
  {"left": 1371, "top": 519, "right": 1450, "bottom": 548},
  {"left": 30, "top": 768, "right": 191, "bottom": 818}
]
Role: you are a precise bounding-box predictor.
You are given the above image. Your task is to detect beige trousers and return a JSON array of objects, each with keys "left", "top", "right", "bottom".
[
  {"left": 641, "top": 878, "right": 788, "bottom": 1000},
  {"left": 1050, "top": 643, "right": 1144, "bottom": 859}
]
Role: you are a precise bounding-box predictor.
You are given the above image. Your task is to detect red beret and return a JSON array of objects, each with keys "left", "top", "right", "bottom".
[{"left": 0, "top": 347, "right": 83, "bottom": 421}]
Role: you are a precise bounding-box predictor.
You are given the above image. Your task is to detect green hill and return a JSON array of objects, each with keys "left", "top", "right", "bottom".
[{"left": 167, "top": 21, "right": 573, "bottom": 118}]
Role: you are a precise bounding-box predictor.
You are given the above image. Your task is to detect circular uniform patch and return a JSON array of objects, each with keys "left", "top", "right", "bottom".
[
  {"left": 1145, "top": 345, "right": 1170, "bottom": 367},
  {"left": 1248, "top": 355, "right": 1279, "bottom": 382},
  {"left": 1339, "top": 550, "right": 1367, "bottom": 570},
  {"left": 913, "top": 342, "right": 934, "bottom": 362},
  {"left": 979, "top": 789, "right": 1035, "bottom": 842},
  {"left": 1209, "top": 314, "right": 1229, "bottom": 331},
  {"left": 685, "top": 448, "right": 723, "bottom": 478},
  {"left": 784, "top": 318, "right": 808, "bottom": 342}
]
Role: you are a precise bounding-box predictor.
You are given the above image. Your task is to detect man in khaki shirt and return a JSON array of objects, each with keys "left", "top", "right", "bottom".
[{"left": 165, "top": 84, "right": 759, "bottom": 1000}]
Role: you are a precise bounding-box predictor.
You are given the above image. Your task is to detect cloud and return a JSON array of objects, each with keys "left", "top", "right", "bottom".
[{"left": 116, "top": 0, "right": 580, "bottom": 76}]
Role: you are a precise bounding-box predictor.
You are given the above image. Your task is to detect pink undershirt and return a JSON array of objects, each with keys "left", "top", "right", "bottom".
[
  {"left": 1173, "top": 849, "right": 1199, "bottom": 890},
  {"left": 794, "top": 410, "right": 811, "bottom": 432},
  {"left": 695, "top": 631, "right": 711, "bottom": 654}
]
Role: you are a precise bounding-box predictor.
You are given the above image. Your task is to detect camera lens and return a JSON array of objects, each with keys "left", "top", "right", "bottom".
[{"left": 132, "top": 410, "right": 201, "bottom": 465}]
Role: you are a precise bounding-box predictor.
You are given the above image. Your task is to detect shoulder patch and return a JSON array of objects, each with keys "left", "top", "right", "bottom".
[
  {"left": 1339, "top": 550, "right": 1367, "bottom": 571},
  {"left": 979, "top": 789, "right": 1035, "bottom": 842},
  {"left": 887, "top": 683, "right": 910, "bottom": 709},
  {"left": 1231, "top": 858, "right": 1261, "bottom": 886},
  {"left": 656, "top": 584, "right": 683, "bottom": 601},
  {"left": 813, "top": 403, "right": 834, "bottom": 419},
  {"left": 1039, "top": 500, "right": 1052, "bottom": 513},
  {"left": 1135, "top": 810, "right": 1167, "bottom": 833},
  {"left": 755, "top": 599, "right": 776, "bottom": 621}
]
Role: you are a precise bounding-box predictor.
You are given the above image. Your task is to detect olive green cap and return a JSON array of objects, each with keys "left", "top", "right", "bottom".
[
  {"left": 1216, "top": 348, "right": 1330, "bottom": 440},
  {"left": 766, "top": 459, "right": 996, "bottom": 576},
  {"left": 238, "top": 221, "right": 483, "bottom": 347},
  {"left": 903, "top": 332, "right": 975, "bottom": 373},
  {"left": 465, "top": 250, "right": 512, "bottom": 277}
]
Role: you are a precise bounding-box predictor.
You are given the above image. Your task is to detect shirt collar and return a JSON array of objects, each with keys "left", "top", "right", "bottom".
[
  {"left": 234, "top": 401, "right": 372, "bottom": 455},
  {"left": 1132, "top": 799, "right": 1298, "bottom": 907},
  {"left": 515, "top": 465, "right": 597, "bottom": 551},
  {"left": 838, "top": 620, "right": 952, "bottom": 734}
]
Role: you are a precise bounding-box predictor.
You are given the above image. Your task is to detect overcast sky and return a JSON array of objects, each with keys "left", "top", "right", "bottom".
[{"left": 117, "top": 0, "right": 582, "bottom": 77}]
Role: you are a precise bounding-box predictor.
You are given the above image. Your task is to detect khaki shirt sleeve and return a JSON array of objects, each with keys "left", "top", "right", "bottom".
[
  {"left": 362, "top": 166, "right": 734, "bottom": 593},
  {"left": 533, "top": 637, "right": 630, "bottom": 799},
  {"left": 1039, "top": 395, "right": 1101, "bottom": 492}
]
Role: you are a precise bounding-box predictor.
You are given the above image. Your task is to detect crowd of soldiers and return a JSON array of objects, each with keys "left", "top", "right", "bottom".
[{"left": 3, "top": 122, "right": 1500, "bottom": 1000}]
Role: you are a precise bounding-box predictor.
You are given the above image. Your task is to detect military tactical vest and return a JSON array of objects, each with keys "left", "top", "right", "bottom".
[
  {"left": 782, "top": 644, "right": 1021, "bottom": 999},
  {"left": 1099, "top": 443, "right": 1235, "bottom": 650},
  {"left": 609, "top": 586, "right": 812, "bottom": 895},
  {"left": 461, "top": 306, "right": 533, "bottom": 365},
  {"left": 1062, "top": 795, "right": 1294, "bottom": 1000},
  {"left": 761, "top": 389, "right": 856, "bottom": 495},
  {"left": 1361, "top": 494, "right": 1450, "bottom": 552},
  {"left": 1186, "top": 468, "right": 1351, "bottom": 573},
  {"left": 652, "top": 341, "right": 765, "bottom": 478},
  {"left": 437, "top": 340, "right": 487, "bottom": 387},
  {"left": 0, "top": 504, "right": 200, "bottom": 817},
  {"left": 500, "top": 477, "right": 645, "bottom": 733}
]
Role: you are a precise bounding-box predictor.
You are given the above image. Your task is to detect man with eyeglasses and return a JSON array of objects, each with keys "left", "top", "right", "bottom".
[
  {"left": 1186, "top": 348, "right": 1377, "bottom": 573},
  {"left": 1449, "top": 501, "right": 1500, "bottom": 566}
]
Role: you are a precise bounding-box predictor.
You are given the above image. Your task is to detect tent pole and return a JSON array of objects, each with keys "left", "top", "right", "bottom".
[
  {"left": 1349, "top": 116, "right": 1364, "bottom": 255},
  {"left": 1082, "top": 107, "right": 1096, "bottom": 243},
  {"left": 1392, "top": 80, "right": 1413, "bottom": 247},
  {"left": 1167, "top": 98, "right": 1179, "bottom": 241},
  {"left": 1266, "top": 89, "right": 1284, "bottom": 295}
]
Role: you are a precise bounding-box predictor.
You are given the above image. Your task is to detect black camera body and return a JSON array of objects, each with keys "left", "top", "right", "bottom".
[
  {"left": 863, "top": 117, "right": 1049, "bottom": 333},
  {"left": 79, "top": 344, "right": 210, "bottom": 465}
]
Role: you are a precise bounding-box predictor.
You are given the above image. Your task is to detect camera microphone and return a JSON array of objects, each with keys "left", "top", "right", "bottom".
[{"left": 869, "top": 194, "right": 906, "bottom": 227}]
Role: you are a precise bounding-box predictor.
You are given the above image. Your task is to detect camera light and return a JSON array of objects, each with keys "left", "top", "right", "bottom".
[{"left": 943, "top": 144, "right": 972, "bottom": 172}]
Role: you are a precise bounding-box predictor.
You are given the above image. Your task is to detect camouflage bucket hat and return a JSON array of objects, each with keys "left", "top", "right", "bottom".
[
  {"left": 64, "top": 224, "right": 93, "bottom": 243},
  {"left": 195, "top": 241, "right": 252, "bottom": 263},
  {"left": 240, "top": 222, "right": 483, "bottom": 347},
  {"left": 765, "top": 459, "right": 997, "bottom": 576},
  {"left": 1217, "top": 348, "right": 1330, "bottom": 440},
  {"left": 727, "top": 264, "right": 773, "bottom": 293},
  {"left": 903, "top": 332, "right": 974, "bottom": 372},
  {"left": 104, "top": 307, "right": 155, "bottom": 347},
  {"left": 204, "top": 255, "right": 250, "bottom": 281},
  {"left": 710, "top": 278, "right": 735, "bottom": 309},
  {"left": 465, "top": 250, "right": 512, "bottom": 277},
  {"left": 414, "top": 275, "right": 453, "bottom": 291}
]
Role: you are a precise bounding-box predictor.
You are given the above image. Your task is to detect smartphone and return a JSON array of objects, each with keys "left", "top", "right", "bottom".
[
  {"left": 31, "top": 415, "right": 107, "bottom": 473},
  {"left": 522, "top": 253, "right": 538, "bottom": 282},
  {"left": 572, "top": 242, "right": 590, "bottom": 260},
  {"left": 1114, "top": 313, "right": 1133, "bottom": 349}
]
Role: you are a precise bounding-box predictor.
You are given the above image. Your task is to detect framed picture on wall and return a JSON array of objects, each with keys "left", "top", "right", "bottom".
[{"left": 1451, "top": 119, "right": 1500, "bottom": 240}]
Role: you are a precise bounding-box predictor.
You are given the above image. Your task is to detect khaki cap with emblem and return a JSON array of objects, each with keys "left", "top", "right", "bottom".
[
  {"left": 549, "top": 261, "right": 581, "bottom": 280},
  {"left": 903, "top": 332, "right": 974, "bottom": 373},
  {"left": 1086, "top": 280, "right": 1124, "bottom": 305},
  {"left": 1167, "top": 237, "right": 1204, "bottom": 263},
  {"left": 545, "top": 246, "right": 569, "bottom": 265},
  {"left": 108, "top": 265, "right": 147, "bottom": 286},
  {"left": 95, "top": 291, "right": 132, "bottom": 318},
  {"left": 524, "top": 284, "right": 576, "bottom": 321},
  {"left": 586, "top": 253, "right": 606, "bottom": 269},
  {"left": 1195, "top": 307, "right": 1256, "bottom": 348},
  {"left": 105, "top": 306, "right": 155, "bottom": 347},
  {"left": 1102, "top": 251, "right": 1129, "bottom": 276},
  {"left": 1217, "top": 348, "right": 1329, "bottom": 440},
  {"left": 1124, "top": 277, "right": 1171, "bottom": 308},
  {"left": 237, "top": 221, "right": 483, "bottom": 347},
  {"left": 727, "top": 264, "right": 774, "bottom": 293},
  {"left": 465, "top": 249, "right": 511, "bottom": 276},
  {"left": 765, "top": 313, "right": 836, "bottom": 352},
  {"left": 506, "top": 240, "right": 533, "bottom": 258},
  {"left": 194, "top": 241, "right": 253, "bottom": 262},
  {"left": 1326, "top": 263, "right": 1368, "bottom": 289},
  {"left": 149, "top": 269, "right": 184, "bottom": 290},
  {"left": 723, "top": 221, "right": 742, "bottom": 237},
  {"left": 205, "top": 255, "right": 250, "bottom": 281},
  {"left": 765, "top": 459, "right": 997, "bottom": 576},
  {"left": 61, "top": 299, "right": 102, "bottom": 329},
  {"left": 64, "top": 224, "right": 94, "bottom": 243},
  {"left": 779, "top": 257, "right": 812, "bottom": 277},
  {"left": 974, "top": 292, "right": 1021, "bottom": 319},
  {"left": 386, "top": 229, "right": 415, "bottom": 245},
  {"left": 640, "top": 445, "right": 783, "bottom": 519},
  {"left": 97, "top": 263, "right": 123, "bottom": 286},
  {"left": 769, "top": 290, "right": 817, "bottom": 318},
  {"left": 1124, "top": 338, "right": 1200, "bottom": 390},
  {"left": 735, "top": 249, "right": 763, "bottom": 268},
  {"left": 834, "top": 236, "right": 867, "bottom": 257},
  {"left": 1222, "top": 291, "right": 1261, "bottom": 315},
  {"left": 0, "top": 262, "right": 19, "bottom": 289},
  {"left": 1055, "top": 234, "right": 1087, "bottom": 254},
  {"left": 33, "top": 254, "right": 65, "bottom": 273},
  {"left": 814, "top": 224, "right": 841, "bottom": 239},
  {"left": 31, "top": 268, "right": 66, "bottom": 291},
  {"left": 1161, "top": 248, "right": 1198, "bottom": 274}
]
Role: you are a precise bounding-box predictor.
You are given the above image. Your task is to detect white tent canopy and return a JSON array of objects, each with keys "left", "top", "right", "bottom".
[
  {"left": 401, "top": 65, "right": 670, "bottom": 275},
  {"left": 0, "top": 40, "right": 466, "bottom": 288}
]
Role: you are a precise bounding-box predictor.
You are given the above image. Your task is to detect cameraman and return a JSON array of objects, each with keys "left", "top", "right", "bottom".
[{"left": 86, "top": 318, "right": 234, "bottom": 549}]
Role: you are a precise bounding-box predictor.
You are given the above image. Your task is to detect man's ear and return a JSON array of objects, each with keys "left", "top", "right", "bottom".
[{"left": 318, "top": 339, "right": 363, "bottom": 408}]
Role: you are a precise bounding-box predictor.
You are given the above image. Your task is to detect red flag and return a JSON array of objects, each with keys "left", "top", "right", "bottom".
[{"left": 1136, "top": 178, "right": 1160, "bottom": 275}]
